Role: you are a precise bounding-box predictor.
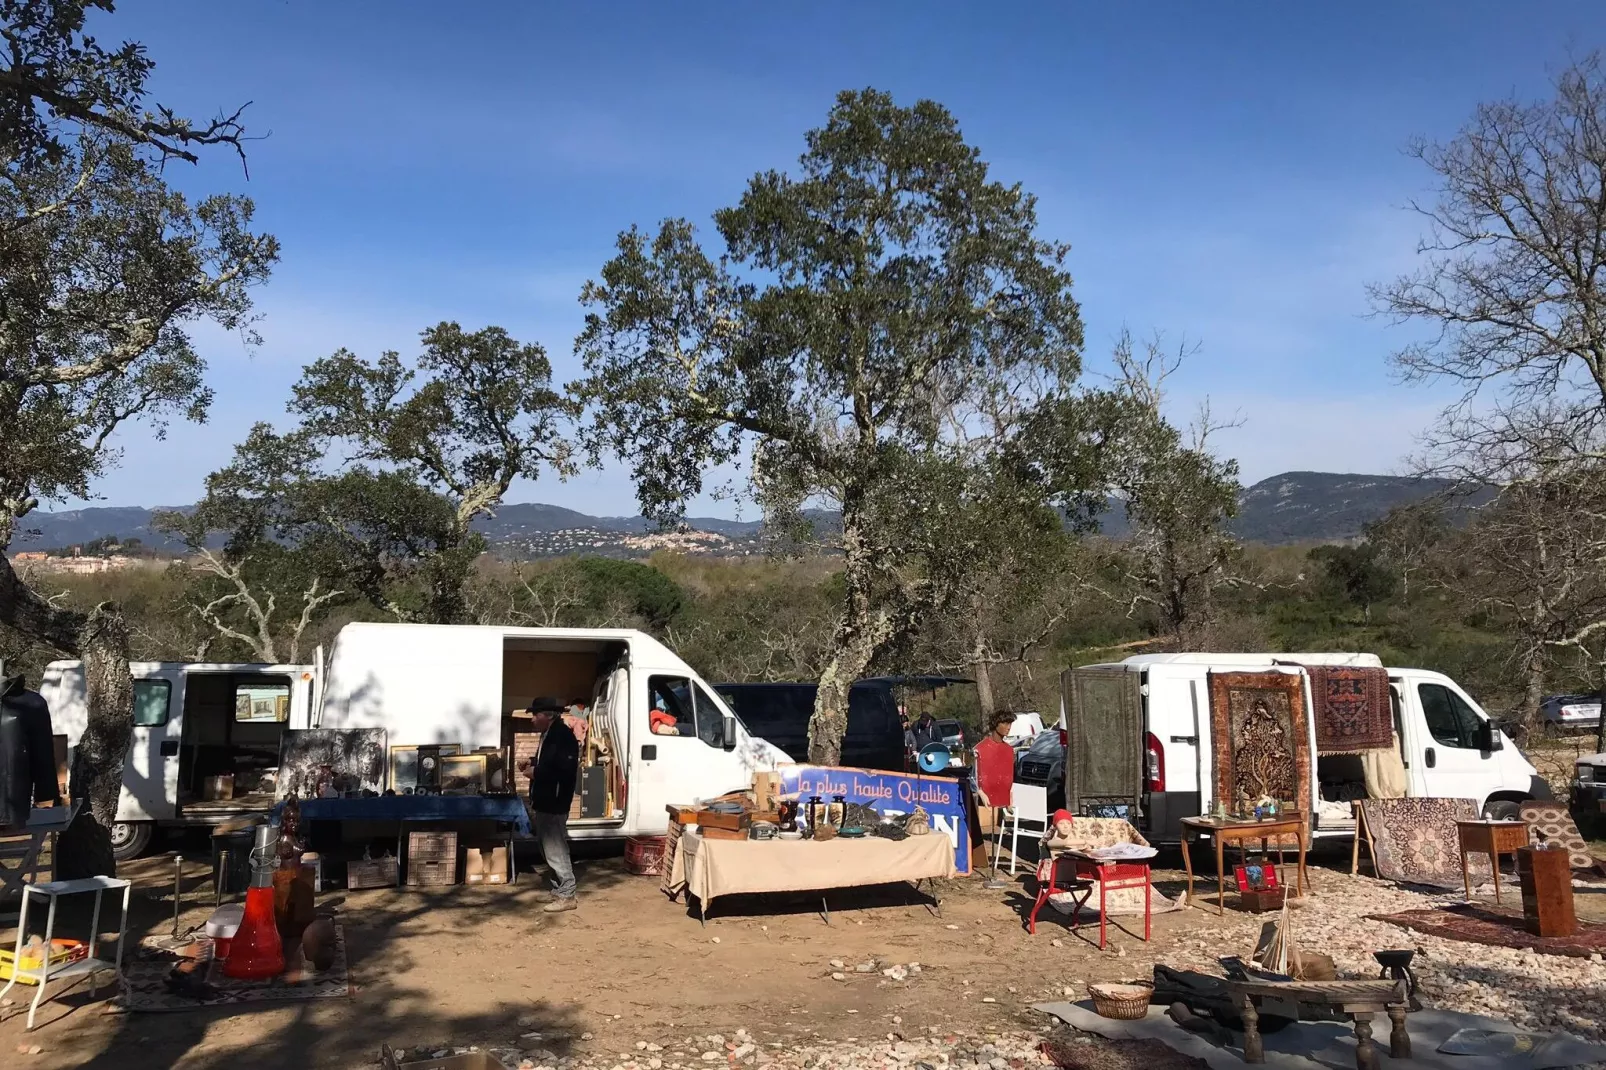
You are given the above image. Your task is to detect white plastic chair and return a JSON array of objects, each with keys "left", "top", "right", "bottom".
[{"left": 1001, "top": 783, "right": 1050, "bottom": 876}]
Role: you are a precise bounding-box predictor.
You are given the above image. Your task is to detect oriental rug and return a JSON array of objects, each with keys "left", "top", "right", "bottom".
[
  {"left": 1518, "top": 801, "right": 1601, "bottom": 874},
  {"left": 119, "top": 924, "right": 351, "bottom": 1012},
  {"left": 1207, "top": 672, "right": 1311, "bottom": 845},
  {"left": 1373, "top": 902, "right": 1606, "bottom": 958},
  {"left": 1359, "top": 797, "right": 1488, "bottom": 888},
  {"left": 1305, "top": 664, "right": 1393, "bottom": 753}
]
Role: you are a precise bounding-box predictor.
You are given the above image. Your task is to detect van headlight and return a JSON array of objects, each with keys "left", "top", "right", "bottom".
[{"left": 1578, "top": 764, "right": 1596, "bottom": 784}]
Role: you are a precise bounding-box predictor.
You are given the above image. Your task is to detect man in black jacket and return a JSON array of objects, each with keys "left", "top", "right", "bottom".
[{"left": 527, "top": 699, "right": 580, "bottom": 911}]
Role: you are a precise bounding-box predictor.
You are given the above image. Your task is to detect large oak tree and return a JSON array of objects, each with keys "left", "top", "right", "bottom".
[
  {"left": 0, "top": 0, "right": 276, "bottom": 872},
  {"left": 575, "top": 90, "right": 1119, "bottom": 763}
]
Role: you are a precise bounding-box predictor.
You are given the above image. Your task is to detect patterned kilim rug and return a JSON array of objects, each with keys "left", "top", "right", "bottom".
[
  {"left": 1360, "top": 797, "right": 1489, "bottom": 889},
  {"left": 1373, "top": 902, "right": 1606, "bottom": 958},
  {"left": 1519, "top": 801, "right": 1602, "bottom": 874},
  {"left": 1306, "top": 664, "right": 1393, "bottom": 753},
  {"left": 120, "top": 924, "right": 351, "bottom": 1012},
  {"left": 1207, "top": 672, "right": 1310, "bottom": 845}
]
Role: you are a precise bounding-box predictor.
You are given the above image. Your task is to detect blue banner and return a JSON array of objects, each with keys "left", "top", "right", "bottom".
[{"left": 778, "top": 764, "right": 971, "bottom": 875}]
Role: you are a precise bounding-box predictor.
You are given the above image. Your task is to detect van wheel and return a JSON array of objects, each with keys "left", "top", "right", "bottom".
[
  {"left": 109, "top": 821, "right": 152, "bottom": 861},
  {"left": 1483, "top": 800, "right": 1521, "bottom": 822}
]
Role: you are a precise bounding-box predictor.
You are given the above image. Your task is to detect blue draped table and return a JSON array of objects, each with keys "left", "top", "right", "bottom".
[{"left": 275, "top": 795, "right": 530, "bottom": 887}]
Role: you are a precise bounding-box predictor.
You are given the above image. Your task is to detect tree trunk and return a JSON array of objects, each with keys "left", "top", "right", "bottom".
[
  {"left": 0, "top": 554, "right": 132, "bottom": 878},
  {"left": 974, "top": 656, "right": 996, "bottom": 718},
  {"left": 1521, "top": 643, "right": 1546, "bottom": 732},
  {"left": 807, "top": 505, "right": 890, "bottom": 765},
  {"left": 57, "top": 607, "right": 133, "bottom": 878}
]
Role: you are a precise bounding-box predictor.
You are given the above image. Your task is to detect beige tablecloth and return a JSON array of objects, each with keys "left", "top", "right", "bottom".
[{"left": 673, "top": 829, "right": 956, "bottom": 907}]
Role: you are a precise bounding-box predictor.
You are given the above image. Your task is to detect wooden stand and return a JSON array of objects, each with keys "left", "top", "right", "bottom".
[
  {"left": 1518, "top": 845, "right": 1577, "bottom": 937},
  {"left": 1228, "top": 979, "right": 1409, "bottom": 1070},
  {"left": 1180, "top": 814, "right": 1309, "bottom": 915}
]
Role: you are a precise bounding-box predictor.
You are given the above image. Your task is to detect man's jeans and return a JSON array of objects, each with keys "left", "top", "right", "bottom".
[{"left": 533, "top": 811, "right": 576, "bottom": 898}]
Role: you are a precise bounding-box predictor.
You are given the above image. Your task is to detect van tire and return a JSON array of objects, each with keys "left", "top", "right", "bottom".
[
  {"left": 109, "top": 821, "right": 152, "bottom": 861},
  {"left": 1482, "top": 800, "right": 1522, "bottom": 821}
]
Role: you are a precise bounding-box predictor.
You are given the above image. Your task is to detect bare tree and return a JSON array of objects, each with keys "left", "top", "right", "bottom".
[{"left": 185, "top": 548, "right": 342, "bottom": 663}]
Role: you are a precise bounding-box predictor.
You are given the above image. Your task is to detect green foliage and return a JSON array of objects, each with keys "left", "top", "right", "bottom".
[
  {"left": 575, "top": 88, "right": 1158, "bottom": 761},
  {"left": 573, "top": 557, "right": 684, "bottom": 629},
  {"left": 1307, "top": 543, "right": 1399, "bottom": 620}
]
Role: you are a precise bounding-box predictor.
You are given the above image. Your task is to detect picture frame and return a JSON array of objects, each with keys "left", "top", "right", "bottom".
[
  {"left": 390, "top": 745, "right": 419, "bottom": 792},
  {"left": 1234, "top": 863, "right": 1280, "bottom": 892},
  {"left": 439, "top": 753, "right": 487, "bottom": 795}
]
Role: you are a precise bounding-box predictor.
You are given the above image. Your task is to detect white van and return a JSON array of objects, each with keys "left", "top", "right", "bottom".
[
  {"left": 42, "top": 660, "right": 318, "bottom": 859},
  {"left": 1060, "top": 652, "right": 1548, "bottom": 843},
  {"left": 316, "top": 622, "right": 791, "bottom": 841}
]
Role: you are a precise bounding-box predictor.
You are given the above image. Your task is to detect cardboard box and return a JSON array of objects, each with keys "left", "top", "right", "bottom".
[
  {"left": 382, "top": 1045, "right": 511, "bottom": 1070},
  {"left": 753, "top": 771, "right": 781, "bottom": 814},
  {"left": 463, "top": 844, "right": 509, "bottom": 885}
]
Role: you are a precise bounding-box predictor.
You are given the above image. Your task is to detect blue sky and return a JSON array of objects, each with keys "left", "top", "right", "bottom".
[{"left": 78, "top": 1, "right": 1606, "bottom": 517}]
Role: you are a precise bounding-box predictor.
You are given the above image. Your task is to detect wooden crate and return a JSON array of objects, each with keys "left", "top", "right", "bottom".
[
  {"left": 408, "top": 830, "right": 457, "bottom": 862},
  {"left": 347, "top": 857, "right": 398, "bottom": 890},
  {"left": 407, "top": 858, "right": 457, "bottom": 887}
]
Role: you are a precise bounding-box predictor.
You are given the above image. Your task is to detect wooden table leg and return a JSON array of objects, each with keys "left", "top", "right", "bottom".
[
  {"left": 1215, "top": 835, "right": 1227, "bottom": 915},
  {"left": 1491, "top": 850, "right": 1502, "bottom": 905},
  {"left": 1241, "top": 994, "right": 1263, "bottom": 1063},
  {"left": 1296, "top": 827, "right": 1308, "bottom": 898},
  {"left": 1353, "top": 1013, "right": 1378, "bottom": 1070},
  {"left": 1180, "top": 833, "right": 1195, "bottom": 907},
  {"left": 1460, "top": 845, "right": 1471, "bottom": 901},
  {"left": 1387, "top": 1003, "right": 1410, "bottom": 1058}
]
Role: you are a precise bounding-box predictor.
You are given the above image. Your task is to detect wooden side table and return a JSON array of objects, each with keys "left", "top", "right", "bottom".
[
  {"left": 1180, "top": 815, "right": 1308, "bottom": 915},
  {"left": 1518, "top": 845, "right": 1577, "bottom": 937},
  {"left": 1455, "top": 819, "right": 1528, "bottom": 904},
  {"left": 1227, "top": 978, "right": 1409, "bottom": 1070}
]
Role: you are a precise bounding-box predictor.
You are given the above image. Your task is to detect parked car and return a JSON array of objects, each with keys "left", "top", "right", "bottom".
[
  {"left": 1015, "top": 728, "right": 1067, "bottom": 812},
  {"left": 1541, "top": 693, "right": 1602, "bottom": 730}
]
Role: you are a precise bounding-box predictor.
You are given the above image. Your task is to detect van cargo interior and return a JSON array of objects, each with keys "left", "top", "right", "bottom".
[
  {"left": 178, "top": 671, "right": 294, "bottom": 817},
  {"left": 501, "top": 638, "right": 627, "bottom": 825}
]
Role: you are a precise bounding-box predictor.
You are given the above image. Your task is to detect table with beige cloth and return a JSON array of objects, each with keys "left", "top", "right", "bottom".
[{"left": 669, "top": 828, "right": 956, "bottom": 920}]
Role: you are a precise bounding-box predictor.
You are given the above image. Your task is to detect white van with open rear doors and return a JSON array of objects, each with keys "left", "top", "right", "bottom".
[
  {"left": 42, "top": 661, "right": 318, "bottom": 859},
  {"left": 315, "top": 622, "right": 791, "bottom": 841},
  {"left": 1060, "top": 652, "right": 1550, "bottom": 843}
]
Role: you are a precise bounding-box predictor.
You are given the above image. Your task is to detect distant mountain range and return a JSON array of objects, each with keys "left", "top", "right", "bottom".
[{"left": 7, "top": 471, "right": 1473, "bottom": 556}]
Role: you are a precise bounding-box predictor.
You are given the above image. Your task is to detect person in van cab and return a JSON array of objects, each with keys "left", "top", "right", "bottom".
[{"left": 527, "top": 698, "right": 580, "bottom": 912}]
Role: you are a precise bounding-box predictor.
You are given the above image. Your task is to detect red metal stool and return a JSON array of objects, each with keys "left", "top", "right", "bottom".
[{"left": 1028, "top": 851, "right": 1152, "bottom": 949}]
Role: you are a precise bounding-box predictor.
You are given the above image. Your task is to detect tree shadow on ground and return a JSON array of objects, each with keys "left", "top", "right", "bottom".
[{"left": 1, "top": 838, "right": 635, "bottom": 1070}]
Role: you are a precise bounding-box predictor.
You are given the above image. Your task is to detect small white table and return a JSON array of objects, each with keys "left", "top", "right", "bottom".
[{"left": 1, "top": 875, "right": 131, "bottom": 1030}]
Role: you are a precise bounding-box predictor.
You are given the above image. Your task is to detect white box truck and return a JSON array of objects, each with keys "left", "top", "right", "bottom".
[
  {"left": 1058, "top": 652, "right": 1550, "bottom": 843},
  {"left": 46, "top": 622, "right": 794, "bottom": 858},
  {"left": 43, "top": 660, "right": 318, "bottom": 859},
  {"left": 314, "top": 622, "right": 790, "bottom": 841}
]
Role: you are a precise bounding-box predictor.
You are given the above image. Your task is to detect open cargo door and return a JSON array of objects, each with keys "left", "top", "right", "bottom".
[{"left": 1063, "top": 667, "right": 1143, "bottom": 819}]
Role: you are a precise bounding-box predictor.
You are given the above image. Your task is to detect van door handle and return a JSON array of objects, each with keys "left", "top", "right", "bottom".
[
  {"left": 160, "top": 741, "right": 179, "bottom": 756},
  {"left": 1424, "top": 747, "right": 1435, "bottom": 769},
  {"left": 641, "top": 745, "right": 657, "bottom": 761}
]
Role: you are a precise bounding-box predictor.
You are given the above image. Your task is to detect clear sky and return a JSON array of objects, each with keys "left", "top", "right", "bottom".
[{"left": 76, "top": 1, "right": 1606, "bottom": 517}]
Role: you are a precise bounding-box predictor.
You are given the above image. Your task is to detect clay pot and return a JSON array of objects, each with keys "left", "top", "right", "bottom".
[{"left": 301, "top": 916, "right": 336, "bottom": 971}]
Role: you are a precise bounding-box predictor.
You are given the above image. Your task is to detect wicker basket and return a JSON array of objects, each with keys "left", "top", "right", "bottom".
[{"left": 1088, "top": 982, "right": 1154, "bottom": 1020}]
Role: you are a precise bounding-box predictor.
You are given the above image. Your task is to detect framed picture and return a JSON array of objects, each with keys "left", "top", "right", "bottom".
[
  {"left": 440, "top": 753, "right": 487, "bottom": 795},
  {"left": 390, "top": 746, "right": 419, "bottom": 792},
  {"left": 1234, "top": 863, "right": 1280, "bottom": 892}
]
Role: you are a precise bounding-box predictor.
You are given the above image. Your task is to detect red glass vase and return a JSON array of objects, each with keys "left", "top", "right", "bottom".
[{"left": 222, "top": 885, "right": 284, "bottom": 979}]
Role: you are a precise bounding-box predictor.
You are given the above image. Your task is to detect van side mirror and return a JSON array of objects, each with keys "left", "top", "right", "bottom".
[
  {"left": 723, "top": 714, "right": 736, "bottom": 751},
  {"left": 1480, "top": 722, "right": 1504, "bottom": 752}
]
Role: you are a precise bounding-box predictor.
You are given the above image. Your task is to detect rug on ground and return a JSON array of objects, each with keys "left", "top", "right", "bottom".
[
  {"left": 1305, "top": 664, "right": 1393, "bottom": 753},
  {"left": 1207, "top": 671, "right": 1310, "bottom": 846},
  {"left": 1372, "top": 902, "right": 1606, "bottom": 958},
  {"left": 120, "top": 923, "right": 351, "bottom": 1012},
  {"left": 1360, "top": 797, "right": 1489, "bottom": 888}
]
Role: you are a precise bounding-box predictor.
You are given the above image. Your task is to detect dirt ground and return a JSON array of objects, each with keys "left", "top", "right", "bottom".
[{"left": 1, "top": 839, "right": 1589, "bottom": 1070}]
